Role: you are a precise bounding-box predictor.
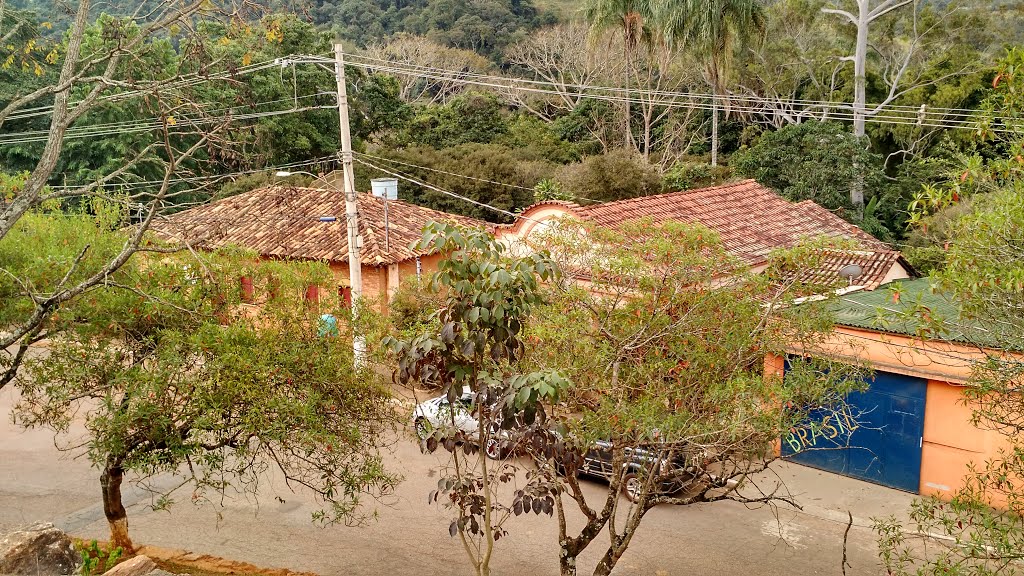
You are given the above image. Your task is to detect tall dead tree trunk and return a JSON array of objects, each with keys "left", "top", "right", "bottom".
[
  {"left": 823, "top": 0, "right": 915, "bottom": 210},
  {"left": 850, "top": 0, "right": 870, "bottom": 209},
  {"left": 711, "top": 97, "right": 720, "bottom": 167},
  {"left": 101, "top": 457, "right": 133, "bottom": 553},
  {"left": 852, "top": 1, "right": 869, "bottom": 139}
]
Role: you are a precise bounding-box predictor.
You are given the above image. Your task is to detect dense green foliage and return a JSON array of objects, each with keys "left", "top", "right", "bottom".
[
  {"left": 311, "top": 0, "right": 556, "bottom": 61},
  {"left": 4, "top": 204, "right": 399, "bottom": 550},
  {"left": 553, "top": 149, "right": 664, "bottom": 202},
  {"left": 734, "top": 121, "right": 886, "bottom": 216},
  {"left": 874, "top": 48, "right": 1024, "bottom": 576}
]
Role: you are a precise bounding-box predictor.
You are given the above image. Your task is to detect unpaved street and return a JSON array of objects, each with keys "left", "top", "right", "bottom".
[{"left": 1, "top": 385, "right": 909, "bottom": 575}]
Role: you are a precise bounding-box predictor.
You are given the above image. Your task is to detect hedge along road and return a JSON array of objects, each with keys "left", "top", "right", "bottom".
[{"left": 0, "top": 385, "right": 904, "bottom": 575}]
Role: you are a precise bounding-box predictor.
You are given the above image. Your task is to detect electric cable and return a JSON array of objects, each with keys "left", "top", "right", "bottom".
[{"left": 286, "top": 52, "right": 1021, "bottom": 133}]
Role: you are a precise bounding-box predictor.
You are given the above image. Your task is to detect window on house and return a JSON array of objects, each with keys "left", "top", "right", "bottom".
[{"left": 338, "top": 285, "right": 352, "bottom": 309}]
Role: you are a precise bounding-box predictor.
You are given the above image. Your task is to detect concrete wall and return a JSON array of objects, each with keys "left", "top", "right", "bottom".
[{"left": 920, "top": 379, "right": 1010, "bottom": 503}]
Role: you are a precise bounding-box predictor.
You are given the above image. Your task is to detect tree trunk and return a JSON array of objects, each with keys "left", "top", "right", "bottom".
[
  {"left": 710, "top": 98, "right": 719, "bottom": 167},
  {"left": 852, "top": 1, "right": 869, "bottom": 139},
  {"left": 623, "top": 50, "right": 634, "bottom": 154},
  {"left": 101, "top": 459, "right": 134, "bottom": 553},
  {"left": 559, "top": 552, "right": 578, "bottom": 576},
  {"left": 0, "top": 0, "right": 91, "bottom": 242},
  {"left": 592, "top": 545, "right": 624, "bottom": 576},
  {"left": 850, "top": 0, "right": 870, "bottom": 209}
]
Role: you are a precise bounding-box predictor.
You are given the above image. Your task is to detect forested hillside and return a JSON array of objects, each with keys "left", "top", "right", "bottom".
[{"left": 2, "top": 0, "right": 1023, "bottom": 272}]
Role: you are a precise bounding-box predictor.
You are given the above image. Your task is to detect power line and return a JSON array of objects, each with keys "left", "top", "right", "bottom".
[
  {"left": 354, "top": 156, "right": 521, "bottom": 220},
  {"left": 345, "top": 59, "right": 998, "bottom": 132},
  {"left": 335, "top": 52, "right": 994, "bottom": 119},
  {"left": 0, "top": 93, "right": 335, "bottom": 143},
  {"left": 291, "top": 53, "right": 1019, "bottom": 134},
  {"left": 1, "top": 55, "right": 306, "bottom": 123},
  {"left": 0, "top": 103, "right": 334, "bottom": 146},
  {"left": 47, "top": 154, "right": 343, "bottom": 193}
]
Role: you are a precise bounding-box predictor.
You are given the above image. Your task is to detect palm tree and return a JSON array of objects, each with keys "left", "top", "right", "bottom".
[
  {"left": 582, "top": 0, "right": 656, "bottom": 152},
  {"left": 656, "top": 0, "right": 767, "bottom": 166}
]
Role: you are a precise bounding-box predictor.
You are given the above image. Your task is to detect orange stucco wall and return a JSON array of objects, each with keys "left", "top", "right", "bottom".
[
  {"left": 920, "top": 379, "right": 1011, "bottom": 503},
  {"left": 783, "top": 329, "right": 1019, "bottom": 500},
  {"left": 321, "top": 253, "right": 444, "bottom": 312},
  {"left": 328, "top": 261, "right": 385, "bottom": 303}
]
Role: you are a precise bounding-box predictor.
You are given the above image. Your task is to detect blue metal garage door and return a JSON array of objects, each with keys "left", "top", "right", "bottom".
[{"left": 782, "top": 370, "right": 926, "bottom": 493}]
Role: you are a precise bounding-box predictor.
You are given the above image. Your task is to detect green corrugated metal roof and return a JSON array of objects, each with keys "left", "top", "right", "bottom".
[{"left": 828, "top": 278, "right": 1008, "bottom": 349}]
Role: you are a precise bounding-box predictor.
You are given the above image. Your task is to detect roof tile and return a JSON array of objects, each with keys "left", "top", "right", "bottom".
[
  {"left": 574, "top": 180, "right": 886, "bottom": 265},
  {"left": 153, "top": 186, "right": 484, "bottom": 265},
  {"left": 516, "top": 179, "right": 903, "bottom": 290}
]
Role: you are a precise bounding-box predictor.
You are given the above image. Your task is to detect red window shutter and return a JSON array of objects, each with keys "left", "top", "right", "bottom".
[
  {"left": 339, "top": 285, "right": 352, "bottom": 309},
  {"left": 305, "top": 285, "right": 320, "bottom": 303},
  {"left": 240, "top": 276, "right": 254, "bottom": 303}
]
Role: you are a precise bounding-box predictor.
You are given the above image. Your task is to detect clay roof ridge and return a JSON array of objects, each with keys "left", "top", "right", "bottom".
[
  {"left": 517, "top": 199, "right": 584, "bottom": 213},
  {"left": 575, "top": 178, "right": 759, "bottom": 216},
  {"left": 154, "top": 185, "right": 488, "bottom": 266}
]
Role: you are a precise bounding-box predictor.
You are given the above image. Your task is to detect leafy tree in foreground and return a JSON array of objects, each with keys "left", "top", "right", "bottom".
[
  {"left": 8, "top": 208, "right": 399, "bottom": 552},
  {"left": 391, "top": 219, "right": 864, "bottom": 576},
  {"left": 388, "top": 222, "right": 565, "bottom": 576},
  {"left": 0, "top": 0, "right": 260, "bottom": 388},
  {"left": 874, "top": 182, "right": 1024, "bottom": 576},
  {"left": 519, "top": 219, "right": 864, "bottom": 575}
]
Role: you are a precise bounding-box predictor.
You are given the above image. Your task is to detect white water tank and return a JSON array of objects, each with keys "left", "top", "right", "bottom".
[{"left": 370, "top": 178, "right": 398, "bottom": 200}]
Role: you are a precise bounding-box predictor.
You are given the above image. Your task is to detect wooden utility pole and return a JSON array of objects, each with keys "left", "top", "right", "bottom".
[{"left": 334, "top": 42, "right": 366, "bottom": 365}]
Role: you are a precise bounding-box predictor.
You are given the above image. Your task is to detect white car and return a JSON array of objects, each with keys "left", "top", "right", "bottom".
[
  {"left": 412, "top": 387, "right": 479, "bottom": 439},
  {"left": 411, "top": 388, "right": 508, "bottom": 459}
]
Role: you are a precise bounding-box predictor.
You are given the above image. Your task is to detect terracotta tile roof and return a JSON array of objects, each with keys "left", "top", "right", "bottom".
[
  {"left": 790, "top": 249, "right": 915, "bottom": 291},
  {"left": 153, "top": 186, "right": 484, "bottom": 266},
  {"left": 508, "top": 179, "right": 909, "bottom": 290},
  {"left": 569, "top": 180, "right": 888, "bottom": 266}
]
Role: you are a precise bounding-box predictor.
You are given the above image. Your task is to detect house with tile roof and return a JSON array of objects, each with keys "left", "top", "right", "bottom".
[
  {"left": 769, "top": 278, "right": 1021, "bottom": 502},
  {"left": 153, "top": 185, "right": 484, "bottom": 308},
  {"left": 501, "top": 179, "right": 1006, "bottom": 498},
  {"left": 496, "top": 179, "right": 913, "bottom": 290}
]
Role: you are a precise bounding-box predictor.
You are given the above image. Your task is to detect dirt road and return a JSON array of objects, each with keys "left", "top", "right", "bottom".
[{"left": 1, "top": 385, "right": 905, "bottom": 575}]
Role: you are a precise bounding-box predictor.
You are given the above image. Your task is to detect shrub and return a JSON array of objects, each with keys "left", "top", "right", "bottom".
[
  {"left": 663, "top": 161, "right": 735, "bottom": 191},
  {"left": 399, "top": 92, "right": 509, "bottom": 149},
  {"left": 554, "top": 150, "right": 663, "bottom": 202},
  {"left": 733, "top": 121, "right": 885, "bottom": 213}
]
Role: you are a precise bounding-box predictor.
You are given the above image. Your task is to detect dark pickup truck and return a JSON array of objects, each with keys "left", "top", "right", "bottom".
[{"left": 577, "top": 440, "right": 703, "bottom": 502}]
